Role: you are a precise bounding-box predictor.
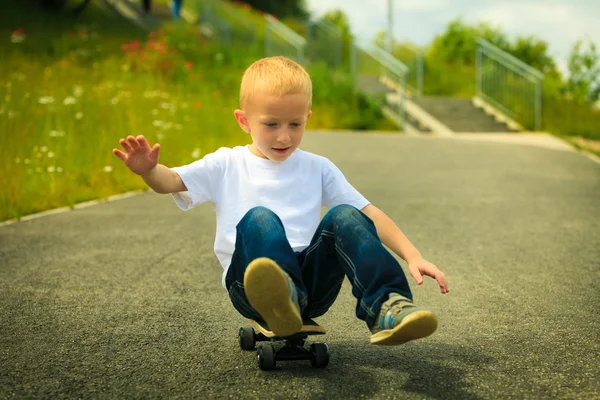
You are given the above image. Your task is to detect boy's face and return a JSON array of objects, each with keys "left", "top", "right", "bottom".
[{"left": 234, "top": 92, "right": 311, "bottom": 162}]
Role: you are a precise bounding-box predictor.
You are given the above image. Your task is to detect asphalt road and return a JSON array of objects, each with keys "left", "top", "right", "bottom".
[{"left": 1, "top": 132, "right": 599, "bottom": 399}]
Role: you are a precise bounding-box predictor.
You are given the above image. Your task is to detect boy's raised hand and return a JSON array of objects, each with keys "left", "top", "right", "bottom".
[
  {"left": 113, "top": 135, "right": 160, "bottom": 176},
  {"left": 408, "top": 256, "right": 450, "bottom": 294}
]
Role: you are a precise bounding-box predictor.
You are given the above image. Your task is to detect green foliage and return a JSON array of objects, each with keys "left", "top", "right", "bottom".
[
  {"left": 565, "top": 38, "right": 600, "bottom": 104},
  {"left": 510, "top": 36, "right": 558, "bottom": 77},
  {"left": 234, "top": 0, "right": 308, "bottom": 20},
  {"left": 309, "top": 62, "right": 395, "bottom": 130},
  {"left": 427, "top": 18, "right": 510, "bottom": 65}
]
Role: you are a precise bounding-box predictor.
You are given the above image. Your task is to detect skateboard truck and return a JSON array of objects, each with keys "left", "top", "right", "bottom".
[{"left": 238, "top": 319, "right": 329, "bottom": 370}]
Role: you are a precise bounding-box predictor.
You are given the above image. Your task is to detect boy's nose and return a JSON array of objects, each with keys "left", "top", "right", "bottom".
[{"left": 277, "top": 132, "right": 291, "bottom": 144}]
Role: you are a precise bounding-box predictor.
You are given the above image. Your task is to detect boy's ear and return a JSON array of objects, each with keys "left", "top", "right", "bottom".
[
  {"left": 307, "top": 110, "right": 312, "bottom": 119},
  {"left": 234, "top": 109, "right": 251, "bottom": 133}
]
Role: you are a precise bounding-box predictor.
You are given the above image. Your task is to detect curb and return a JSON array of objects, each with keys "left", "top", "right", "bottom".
[{"left": 0, "top": 190, "right": 148, "bottom": 228}]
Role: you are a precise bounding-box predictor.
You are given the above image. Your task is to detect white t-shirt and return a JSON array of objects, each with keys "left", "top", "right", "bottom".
[{"left": 171, "top": 145, "right": 370, "bottom": 287}]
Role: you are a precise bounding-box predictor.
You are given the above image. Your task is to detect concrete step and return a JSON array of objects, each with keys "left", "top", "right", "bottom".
[{"left": 411, "top": 97, "right": 515, "bottom": 133}]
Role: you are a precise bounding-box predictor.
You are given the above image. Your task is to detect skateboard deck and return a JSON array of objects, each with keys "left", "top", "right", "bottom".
[{"left": 251, "top": 318, "right": 326, "bottom": 338}]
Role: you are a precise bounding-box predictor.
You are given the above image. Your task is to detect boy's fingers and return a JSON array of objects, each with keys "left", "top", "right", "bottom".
[
  {"left": 119, "top": 138, "right": 133, "bottom": 153},
  {"left": 410, "top": 268, "right": 424, "bottom": 285},
  {"left": 150, "top": 144, "right": 160, "bottom": 161},
  {"left": 127, "top": 135, "right": 139, "bottom": 149},
  {"left": 113, "top": 149, "right": 126, "bottom": 161},
  {"left": 137, "top": 135, "right": 150, "bottom": 149},
  {"left": 437, "top": 274, "right": 449, "bottom": 293}
]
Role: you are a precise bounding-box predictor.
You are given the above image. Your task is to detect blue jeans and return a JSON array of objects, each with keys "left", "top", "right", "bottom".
[
  {"left": 171, "top": 0, "right": 182, "bottom": 19},
  {"left": 224, "top": 205, "right": 413, "bottom": 330}
]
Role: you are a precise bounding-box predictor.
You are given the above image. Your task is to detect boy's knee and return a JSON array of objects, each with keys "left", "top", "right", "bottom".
[
  {"left": 327, "top": 204, "right": 362, "bottom": 222},
  {"left": 240, "top": 206, "right": 281, "bottom": 226}
]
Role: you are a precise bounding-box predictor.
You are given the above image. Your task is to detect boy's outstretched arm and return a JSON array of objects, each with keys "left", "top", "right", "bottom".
[
  {"left": 361, "top": 204, "right": 450, "bottom": 294},
  {"left": 113, "top": 135, "right": 187, "bottom": 194}
]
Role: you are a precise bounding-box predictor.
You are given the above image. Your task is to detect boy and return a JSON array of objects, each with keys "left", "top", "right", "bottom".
[{"left": 113, "top": 56, "right": 449, "bottom": 345}]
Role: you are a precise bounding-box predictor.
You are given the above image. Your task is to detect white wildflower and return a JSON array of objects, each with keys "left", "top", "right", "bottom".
[
  {"left": 156, "top": 132, "right": 164, "bottom": 140},
  {"left": 47, "top": 166, "right": 56, "bottom": 173},
  {"left": 63, "top": 96, "right": 77, "bottom": 105},
  {"left": 110, "top": 97, "right": 119, "bottom": 105},
  {"left": 143, "top": 90, "right": 160, "bottom": 99},
  {"left": 8, "top": 111, "right": 15, "bottom": 119},
  {"left": 191, "top": 148, "right": 201, "bottom": 159},
  {"left": 152, "top": 120, "right": 164, "bottom": 128},
  {"left": 40, "top": 146, "right": 48, "bottom": 153},
  {"left": 75, "top": 112, "right": 84, "bottom": 120},
  {"left": 73, "top": 86, "right": 84, "bottom": 97},
  {"left": 57, "top": 167, "right": 63, "bottom": 173},
  {"left": 38, "top": 96, "right": 55, "bottom": 105},
  {"left": 11, "top": 31, "right": 25, "bottom": 44},
  {"left": 103, "top": 166, "right": 113, "bottom": 172},
  {"left": 47, "top": 152, "right": 55, "bottom": 158}
]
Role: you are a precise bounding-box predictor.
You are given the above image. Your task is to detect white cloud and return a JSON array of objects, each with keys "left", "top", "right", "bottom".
[{"left": 397, "top": 0, "right": 450, "bottom": 12}]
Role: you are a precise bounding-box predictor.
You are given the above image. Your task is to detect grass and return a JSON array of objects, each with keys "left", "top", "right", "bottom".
[{"left": 0, "top": 0, "right": 396, "bottom": 222}]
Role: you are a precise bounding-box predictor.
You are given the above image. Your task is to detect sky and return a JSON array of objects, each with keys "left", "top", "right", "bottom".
[{"left": 304, "top": 0, "right": 600, "bottom": 74}]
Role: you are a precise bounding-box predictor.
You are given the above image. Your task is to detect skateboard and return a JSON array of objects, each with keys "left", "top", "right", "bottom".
[{"left": 238, "top": 318, "right": 329, "bottom": 370}]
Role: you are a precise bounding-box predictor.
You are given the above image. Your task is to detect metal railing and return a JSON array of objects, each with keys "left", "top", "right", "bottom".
[
  {"left": 187, "top": 0, "right": 232, "bottom": 47},
  {"left": 306, "top": 19, "right": 342, "bottom": 69},
  {"left": 391, "top": 43, "right": 423, "bottom": 96},
  {"left": 351, "top": 43, "right": 409, "bottom": 127},
  {"left": 476, "top": 39, "right": 545, "bottom": 130},
  {"left": 264, "top": 15, "right": 306, "bottom": 63}
]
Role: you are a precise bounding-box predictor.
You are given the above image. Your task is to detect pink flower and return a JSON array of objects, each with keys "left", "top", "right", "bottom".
[{"left": 185, "top": 60, "right": 193, "bottom": 70}]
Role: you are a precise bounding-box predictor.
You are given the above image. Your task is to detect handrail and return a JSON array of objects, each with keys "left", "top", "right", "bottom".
[
  {"left": 476, "top": 38, "right": 545, "bottom": 130},
  {"left": 351, "top": 43, "right": 408, "bottom": 128},
  {"left": 363, "top": 45, "right": 408, "bottom": 75},
  {"left": 478, "top": 39, "right": 544, "bottom": 80},
  {"left": 265, "top": 15, "right": 306, "bottom": 47}
]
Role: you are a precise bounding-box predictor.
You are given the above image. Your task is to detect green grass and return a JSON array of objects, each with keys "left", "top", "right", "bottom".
[{"left": 0, "top": 0, "right": 396, "bottom": 222}]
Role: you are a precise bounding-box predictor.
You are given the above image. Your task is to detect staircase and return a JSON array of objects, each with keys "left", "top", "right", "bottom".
[{"left": 410, "top": 97, "right": 516, "bottom": 133}]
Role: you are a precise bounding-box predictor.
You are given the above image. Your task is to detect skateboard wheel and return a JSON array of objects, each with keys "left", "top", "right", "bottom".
[
  {"left": 257, "top": 344, "right": 276, "bottom": 370},
  {"left": 310, "top": 343, "right": 329, "bottom": 368},
  {"left": 238, "top": 327, "right": 255, "bottom": 351}
]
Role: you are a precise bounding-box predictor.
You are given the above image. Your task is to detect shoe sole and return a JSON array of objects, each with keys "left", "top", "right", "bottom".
[
  {"left": 243, "top": 257, "right": 302, "bottom": 337},
  {"left": 370, "top": 310, "right": 438, "bottom": 346}
]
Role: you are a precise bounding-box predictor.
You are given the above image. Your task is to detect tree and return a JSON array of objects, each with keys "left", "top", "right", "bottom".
[
  {"left": 427, "top": 18, "right": 510, "bottom": 65},
  {"left": 321, "top": 9, "right": 351, "bottom": 38},
  {"left": 566, "top": 38, "right": 600, "bottom": 104},
  {"left": 510, "top": 36, "right": 559, "bottom": 77}
]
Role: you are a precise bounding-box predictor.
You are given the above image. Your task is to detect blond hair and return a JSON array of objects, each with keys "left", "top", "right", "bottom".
[{"left": 239, "top": 56, "right": 312, "bottom": 109}]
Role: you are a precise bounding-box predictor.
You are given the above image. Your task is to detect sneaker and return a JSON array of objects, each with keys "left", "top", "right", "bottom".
[
  {"left": 243, "top": 257, "right": 302, "bottom": 337},
  {"left": 370, "top": 293, "right": 438, "bottom": 345}
]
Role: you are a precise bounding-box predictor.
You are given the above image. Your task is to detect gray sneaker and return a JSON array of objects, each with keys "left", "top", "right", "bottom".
[
  {"left": 243, "top": 257, "right": 302, "bottom": 337},
  {"left": 370, "top": 293, "right": 438, "bottom": 345}
]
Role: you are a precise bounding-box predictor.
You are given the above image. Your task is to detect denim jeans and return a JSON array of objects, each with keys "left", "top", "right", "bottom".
[{"left": 224, "top": 205, "right": 413, "bottom": 330}]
